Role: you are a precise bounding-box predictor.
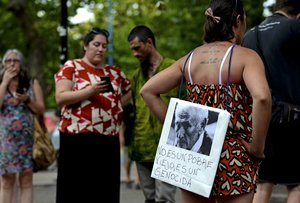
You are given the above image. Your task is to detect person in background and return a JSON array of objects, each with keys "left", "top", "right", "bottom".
[
  {"left": 242, "top": 0, "right": 300, "bottom": 202},
  {"left": 127, "top": 25, "right": 177, "bottom": 203},
  {"left": 119, "top": 101, "right": 140, "bottom": 190},
  {"left": 0, "top": 55, "right": 17, "bottom": 203},
  {"left": 54, "top": 27, "right": 131, "bottom": 203},
  {"left": 47, "top": 108, "right": 61, "bottom": 171},
  {"left": 140, "top": 0, "right": 272, "bottom": 202},
  {"left": 0, "top": 55, "right": 18, "bottom": 203},
  {"left": 0, "top": 49, "right": 45, "bottom": 203},
  {"left": 51, "top": 108, "right": 61, "bottom": 153}
]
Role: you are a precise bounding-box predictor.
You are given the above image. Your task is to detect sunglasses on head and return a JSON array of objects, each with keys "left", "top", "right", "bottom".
[{"left": 90, "top": 28, "right": 110, "bottom": 38}]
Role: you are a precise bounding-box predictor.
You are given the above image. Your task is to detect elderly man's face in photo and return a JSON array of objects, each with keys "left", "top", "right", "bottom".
[{"left": 174, "top": 105, "right": 208, "bottom": 150}]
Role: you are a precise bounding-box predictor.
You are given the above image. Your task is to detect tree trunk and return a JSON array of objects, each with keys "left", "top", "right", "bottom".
[{"left": 7, "top": 0, "right": 46, "bottom": 83}]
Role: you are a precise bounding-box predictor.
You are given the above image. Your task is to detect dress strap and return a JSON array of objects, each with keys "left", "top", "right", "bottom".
[
  {"left": 219, "top": 44, "right": 235, "bottom": 84},
  {"left": 187, "top": 45, "right": 234, "bottom": 85},
  {"left": 178, "top": 50, "right": 194, "bottom": 99},
  {"left": 187, "top": 51, "right": 195, "bottom": 84},
  {"left": 178, "top": 44, "right": 236, "bottom": 104}
]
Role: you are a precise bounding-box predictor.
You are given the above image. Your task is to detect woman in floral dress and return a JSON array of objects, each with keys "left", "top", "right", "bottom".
[{"left": 0, "top": 49, "right": 44, "bottom": 203}]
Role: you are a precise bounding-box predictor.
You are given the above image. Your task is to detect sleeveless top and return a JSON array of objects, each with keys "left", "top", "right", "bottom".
[
  {"left": 0, "top": 88, "right": 34, "bottom": 175},
  {"left": 186, "top": 45, "right": 260, "bottom": 196}
]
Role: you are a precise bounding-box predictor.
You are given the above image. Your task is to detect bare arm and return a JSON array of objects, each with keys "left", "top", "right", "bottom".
[
  {"left": 0, "top": 82, "right": 8, "bottom": 108},
  {"left": 26, "top": 79, "right": 45, "bottom": 115},
  {"left": 119, "top": 121, "right": 125, "bottom": 146},
  {"left": 121, "top": 90, "right": 132, "bottom": 107},
  {"left": 242, "top": 49, "right": 272, "bottom": 159},
  {"left": 140, "top": 58, "right": 184, "bottom": 123},
  {"left": 0, "top": 67, "right": 18, "bottom": 107},
  {"left": 55, "top": 78, "right": 107, "bottom": 107}
]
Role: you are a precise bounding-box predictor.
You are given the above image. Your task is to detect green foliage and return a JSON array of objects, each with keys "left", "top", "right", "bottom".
[
  {"left": 243, "top": 0, "right": 265, "bottom": 27},
  {"left": 0, "top": 0, "right": 270, "bottom": 109}
]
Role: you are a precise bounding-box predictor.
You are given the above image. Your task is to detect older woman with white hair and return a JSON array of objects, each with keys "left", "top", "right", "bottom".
[{"left": 0, "top": 49, "right": 44, "bottom": 203}]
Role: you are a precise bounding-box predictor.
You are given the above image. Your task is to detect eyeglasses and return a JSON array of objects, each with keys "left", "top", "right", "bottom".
[{"left": 4, "top": 59, "right": 20, "bottom": 64}]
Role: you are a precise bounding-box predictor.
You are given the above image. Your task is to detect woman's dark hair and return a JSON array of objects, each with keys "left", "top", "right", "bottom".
[
  {"left": 204, "top": 0, "right": 245, "bottom": 43},
  {"left": 83, "top": 27, "right": 110, "bottom": 46},
  {"left": 127, "top": 25, "right": 156, "bottom": 47}
]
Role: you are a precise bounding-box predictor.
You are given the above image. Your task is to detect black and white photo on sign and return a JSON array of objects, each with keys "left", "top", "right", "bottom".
[
  {"left": 152, "top": 98, "right": 230, "bottom": 197},
  {"left": 167, "top": 101, "right": 219, "bottom": 156}
]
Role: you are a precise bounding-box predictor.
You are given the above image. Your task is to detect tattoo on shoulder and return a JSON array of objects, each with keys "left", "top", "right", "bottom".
[
  {"left": 202, "top": 49, "right": 220, "bottom": 54},
  {"left": 200, "top": 58, "right": 221, "bottom": 64},
  {"left": 199, "top": 48, "right": 222, "bottom": 64}
]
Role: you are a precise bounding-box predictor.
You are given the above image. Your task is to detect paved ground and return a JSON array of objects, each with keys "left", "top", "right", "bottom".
[
  {"left": 32, "top": 169, "right": 155, "bottom": 203},
  {"left": 31, "top": 167, "right": 288, "bottom": 203},
  {"left": 29, "top": 149, "right": 288, "bottom": 203}
]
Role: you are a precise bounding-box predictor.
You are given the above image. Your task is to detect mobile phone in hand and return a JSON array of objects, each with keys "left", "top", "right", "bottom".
[
  {"left": 16, "top": 87, "right": 26, "bottom": 94},
  {"left": 100, "top": 76, "right": 114, "bottom": 92},
  {"left": 16, "top": 72, "right": 30, "bottom": 94}
]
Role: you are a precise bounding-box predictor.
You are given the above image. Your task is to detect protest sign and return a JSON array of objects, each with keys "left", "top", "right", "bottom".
[{"left": 151, "top": 98, "right": 230, "bottom": 197}]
